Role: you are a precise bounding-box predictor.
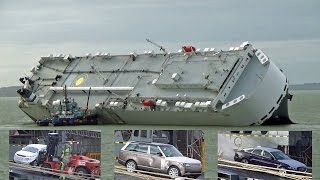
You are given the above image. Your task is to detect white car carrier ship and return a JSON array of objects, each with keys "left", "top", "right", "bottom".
[{"left": 17, "top": 41, "right": 293, "bottom": 126}]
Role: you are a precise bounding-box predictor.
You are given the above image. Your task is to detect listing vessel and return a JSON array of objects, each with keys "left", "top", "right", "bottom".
[{"left": 17, "top": 41, "right": 292, "bottom": 126}]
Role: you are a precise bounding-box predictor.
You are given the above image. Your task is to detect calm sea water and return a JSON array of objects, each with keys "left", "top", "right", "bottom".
[{"left": 0, "top": 90, "right": 319, "bottom": 179}]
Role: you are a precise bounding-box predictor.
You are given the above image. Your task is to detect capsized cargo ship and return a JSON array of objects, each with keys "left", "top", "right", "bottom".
[{"left": 17, "top": 41, "right": 293, "bottom": 126}]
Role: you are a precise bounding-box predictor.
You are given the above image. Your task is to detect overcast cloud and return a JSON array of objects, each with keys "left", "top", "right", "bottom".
[{"left": 0, "top": 0, "right": 319, "bottom": 87}]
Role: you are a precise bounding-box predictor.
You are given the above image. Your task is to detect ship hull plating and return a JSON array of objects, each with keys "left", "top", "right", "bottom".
[
  {"left": 94, "top": 61, "right": 291, "bottom": 126},
  {"left": 19, "top": 104, "right": 49, "bottom": 122}
]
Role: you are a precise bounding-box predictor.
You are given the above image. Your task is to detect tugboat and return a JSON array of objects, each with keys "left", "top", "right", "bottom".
[{"left": 37, "top": 86, "right": 97, "bottom": 126}]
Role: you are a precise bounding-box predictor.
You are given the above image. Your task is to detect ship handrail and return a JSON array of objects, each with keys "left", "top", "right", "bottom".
[{"left": 49, "top": 86, "right": 134, "bottom": 91}]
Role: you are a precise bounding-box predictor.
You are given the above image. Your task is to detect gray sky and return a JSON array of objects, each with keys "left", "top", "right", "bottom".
[{"left": 0, "top": 0, "right": 319, "bottom": 87}]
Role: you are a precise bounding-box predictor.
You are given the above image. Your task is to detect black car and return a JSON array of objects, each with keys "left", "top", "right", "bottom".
[{"left": 234, "top": 146, "right": 307, "bottom": 172}]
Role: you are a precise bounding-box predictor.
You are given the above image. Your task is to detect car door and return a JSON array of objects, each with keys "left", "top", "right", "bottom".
[
  {"left": 135, "top": 144, "right": 152, "bottom": 170},
  {"left": 261, "top": 150, "right": 279, "bottom": 168},
  {"left": 149, "top": 145, "right": 165, "bottom": 173},
  {"left": 250, "top": 149, "right": 264, "bottom": 165}
]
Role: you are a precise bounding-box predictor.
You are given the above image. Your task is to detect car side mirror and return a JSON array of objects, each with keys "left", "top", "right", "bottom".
[{"left": 157, "top": 152, "right": 162, "bottom": 156}]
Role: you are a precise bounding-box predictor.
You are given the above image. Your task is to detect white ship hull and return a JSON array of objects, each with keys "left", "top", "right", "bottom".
[{"left": 94, "top": 61, "right": 291, "bottom": 126}]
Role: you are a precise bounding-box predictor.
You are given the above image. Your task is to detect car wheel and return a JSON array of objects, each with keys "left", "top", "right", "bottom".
[
  {"left": 241, "top": 158, "right": 249, "bottom": 164},
  {"left": 126, "top": 160, "right": 137, "bottom": 173},
  {"left": 30, "top": 160, "right": 37, "bottom": 166},
  {"left": 75, "top": 167, "right": 90, "bottom": 177},
  {"left": 279, "top": 166, "right": 287, "bottom": 174},
  {"left": 297, "top": 167, "right": 307, "bottom": 172},
  {"left": 168, "top": 166, "right": 181, "bottom": 178},
  {"left": 40, "top": 163, "right": 52, "bottom": 176}
]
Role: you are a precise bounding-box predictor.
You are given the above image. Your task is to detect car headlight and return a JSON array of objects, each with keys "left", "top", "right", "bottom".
[
  {"left": 184, "top": 163, "right": 191, "bottom": 167},
  {"left": 178, "top": 162, "right": 191, "bottom": 167},
  {"left": 297, "top": 167, "right": 306, "bottom": 172},
  {"left": 287, "top": 166, "right": 294, "bottom": 170}
]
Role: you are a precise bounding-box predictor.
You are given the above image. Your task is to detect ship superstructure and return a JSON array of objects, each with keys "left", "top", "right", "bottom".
[{"left": 17, "top": 42, "right": 292, "bottom": 126}]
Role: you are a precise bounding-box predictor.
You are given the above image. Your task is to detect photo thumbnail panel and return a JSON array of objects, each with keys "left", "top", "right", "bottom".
[
  {"left": 9, "top": 130, "right": 101, "bottom": 180},
  {"left": 218, "top": 131, "right": 312, "bottom": 180},
  {"left": 114, "top": 130, "right": 205, "bottom": 179}
]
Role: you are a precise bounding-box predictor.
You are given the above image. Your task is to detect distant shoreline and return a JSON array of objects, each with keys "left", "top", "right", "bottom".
[
  {"left": 0, "top": 86, "right": 20, "bottom": 97},
  {"left": 1, "top": 84, "right": 320, "bottom": 97},
  {"left": 290, "top": 83, "right": 320, "bottom": 91}
]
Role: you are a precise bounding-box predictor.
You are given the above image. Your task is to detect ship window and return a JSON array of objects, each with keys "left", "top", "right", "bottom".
[
  {"left": 277, "top": 95, "right": 283, "bottom": 104},
  {"left": 256, "top": 52, "right": 261, "bottom": 56},
  {"left": 133, "top": 130, "right": 139, "bottom": 137},
  {"left": 268, "top": 107, "right": 275, "bottom": 114},
  {"left": 233, "top": 99, "right": 237, "bottom": 103},
  {"left": 260, "top": 115, "right": 267, "bottom": 121},
  {"left": 141, "top": 130, "right": 147, "bottom": 138}
]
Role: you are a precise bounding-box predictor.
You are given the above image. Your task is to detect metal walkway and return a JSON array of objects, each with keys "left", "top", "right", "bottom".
[
  {"left": 218, "top": 159, "right": 312, "bottom": 180},
  {"left": 64, "top": 130, "right": 101, "bottom": 138}
]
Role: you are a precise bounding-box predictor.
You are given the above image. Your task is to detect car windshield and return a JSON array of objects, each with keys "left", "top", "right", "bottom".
[
  {"left": 270, "top": 151, "right": 291, "bottom": 160},
  {"left": 22, "top": 146, "right": 39, "bottom": 153},
  {"left": 159, "top": 145, "right": 183, "bottom": 157}
]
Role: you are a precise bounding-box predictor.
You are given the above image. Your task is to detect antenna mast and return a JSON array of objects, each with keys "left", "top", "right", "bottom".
[
  {"left": 84, "top": 87, "right": 91, "bottom": 116},
  {"left": 146, "top": 38, "right": 168, "bottom": 55}
]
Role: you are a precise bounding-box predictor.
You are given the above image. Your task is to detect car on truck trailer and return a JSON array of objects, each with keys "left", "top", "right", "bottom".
[{"left": 118, "top": 141, "right": 202, "bottom": 178}]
